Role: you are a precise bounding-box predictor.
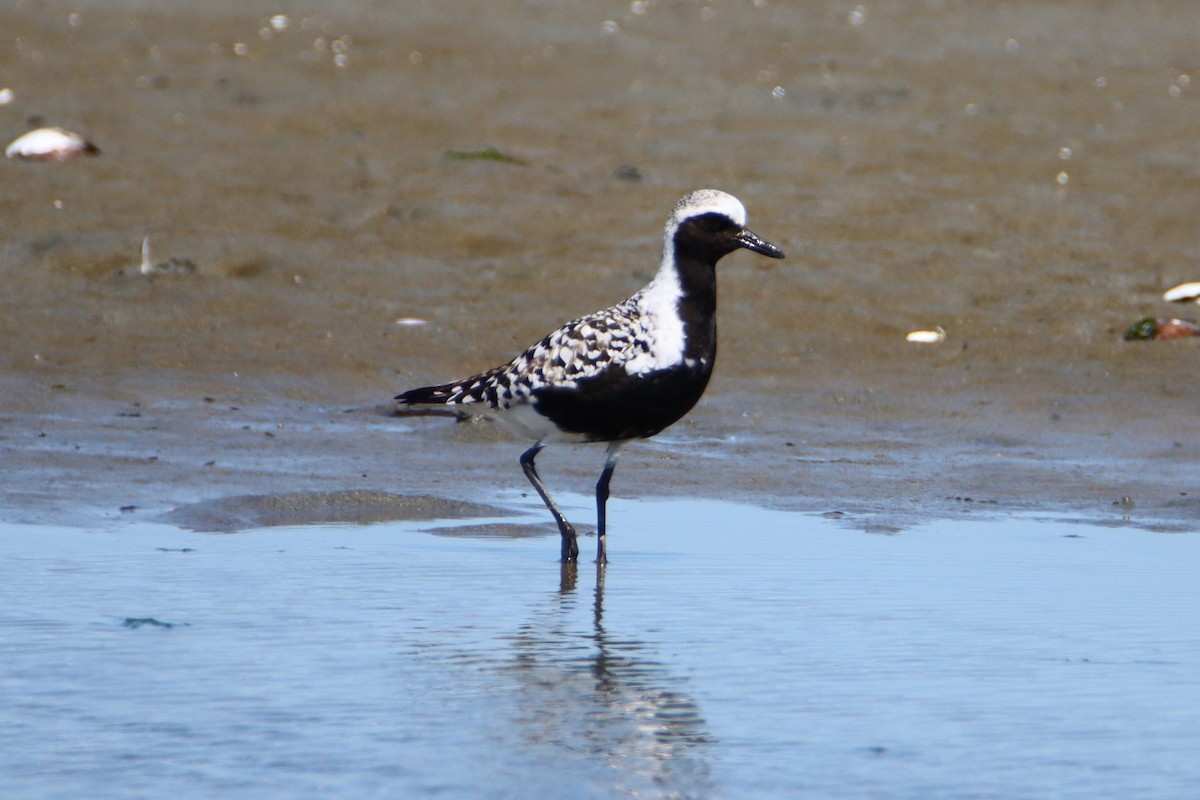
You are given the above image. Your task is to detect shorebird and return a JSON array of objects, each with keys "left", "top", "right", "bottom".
[{"left": 396, "top": 189, "right": 784, "bottom": 563}]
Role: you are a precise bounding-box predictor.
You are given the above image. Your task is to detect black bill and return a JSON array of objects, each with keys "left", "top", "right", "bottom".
[{"left": 733, "top": 227, "right": 785, "bottom": 259}]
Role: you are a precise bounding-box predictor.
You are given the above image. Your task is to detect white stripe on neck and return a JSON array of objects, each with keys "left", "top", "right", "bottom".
[{"left": 624, "top": 237, "right": 687, "bottom": 375}]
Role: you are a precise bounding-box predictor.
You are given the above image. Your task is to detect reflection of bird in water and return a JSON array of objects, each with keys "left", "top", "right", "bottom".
[
  {"left": 498, "top": 564, "right": 714, "bottom": 795},
  {"left": 395, "top": 190, "right": 783, "bottom": 564}
]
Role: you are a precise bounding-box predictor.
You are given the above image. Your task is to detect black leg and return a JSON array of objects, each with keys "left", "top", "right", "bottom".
[
  {"left": 520, "top": 444, "right": 579, "bottom": 562},
  {"left": 594, "top": 443, "right": 625, "bottom": 565}
]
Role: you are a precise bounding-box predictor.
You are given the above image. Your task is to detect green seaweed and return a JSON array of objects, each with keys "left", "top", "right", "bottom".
[
  {"left": 1122, "top": 316, "right": 1158, "bottom": 341},
  {"left": 443, "top": 146, "right": 527, "bottom": 166}
]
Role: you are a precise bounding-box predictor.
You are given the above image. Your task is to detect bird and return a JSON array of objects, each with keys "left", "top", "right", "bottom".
[{"left": 395, "top": 189, "right": 784, "bottom": 563}]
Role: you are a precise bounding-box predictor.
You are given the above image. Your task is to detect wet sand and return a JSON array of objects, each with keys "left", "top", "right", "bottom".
[{"left": 3, "top": 1, "right": 1200, "bottom": 531}]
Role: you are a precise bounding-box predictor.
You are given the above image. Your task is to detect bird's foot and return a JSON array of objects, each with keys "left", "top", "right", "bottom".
[{"left": 559, "top": 525, "right": 579, "bottom": 563}]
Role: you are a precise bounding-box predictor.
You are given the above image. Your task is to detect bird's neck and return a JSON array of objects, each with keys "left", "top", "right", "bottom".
[{"left": 642, "top": 246, "right": 718, "bottom": 364}]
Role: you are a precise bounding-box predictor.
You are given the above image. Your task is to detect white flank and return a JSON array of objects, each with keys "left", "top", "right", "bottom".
[{"left": 500, "top": 401, "right": 585, "bottom": 444}]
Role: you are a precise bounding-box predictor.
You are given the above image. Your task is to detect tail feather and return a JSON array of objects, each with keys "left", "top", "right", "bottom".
[
  {"left": 394, "top": 383, "right": 458, "bottom": 406},
  {"left": 395, "top": 365, "right": 510, "bottom": 408}
]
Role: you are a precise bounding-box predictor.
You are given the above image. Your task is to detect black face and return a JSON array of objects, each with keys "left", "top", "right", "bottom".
[{"left": 676, "top": 212, "right": 785, "bottom": 262}]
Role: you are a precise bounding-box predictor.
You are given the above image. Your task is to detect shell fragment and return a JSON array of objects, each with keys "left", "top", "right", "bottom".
[
  {"left": 1162, "top": 282, "right": 1200, "bottom": 303},
  {"left": 139, "top": 237, "right": 196, "bottom": 276},
  {"left": 1122, "top": 316, "right": 1200, "bottom": 341},
  {"left": 5, "top": 127, "right": 100, "bottom": 162},
  {"left": 905, "top": 327, "right": 946, "bottom": 343}
]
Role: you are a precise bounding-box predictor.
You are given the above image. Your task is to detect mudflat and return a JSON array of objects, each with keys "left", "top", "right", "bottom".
[{"left": 3, "top": 1, "right": 1198, "bottom": 530}]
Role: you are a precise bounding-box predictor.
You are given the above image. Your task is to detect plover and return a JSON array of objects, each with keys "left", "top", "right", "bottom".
[{"left": 396, "top": 189, "right": 784, "bottom": 563}]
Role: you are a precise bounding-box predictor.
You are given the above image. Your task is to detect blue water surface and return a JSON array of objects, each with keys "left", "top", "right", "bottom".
[{"left": 2, "top": 498, "right": 1197, "bottom": 799}]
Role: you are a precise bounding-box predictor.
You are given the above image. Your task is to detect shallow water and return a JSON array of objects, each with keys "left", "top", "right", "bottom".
[{"left": 3, "top": 499, "right": 1197, "bottom": 799}]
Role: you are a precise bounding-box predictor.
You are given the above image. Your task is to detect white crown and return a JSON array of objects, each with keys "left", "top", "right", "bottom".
[{"left": 669, "top": 189, "right": 747, "bottom": 228}]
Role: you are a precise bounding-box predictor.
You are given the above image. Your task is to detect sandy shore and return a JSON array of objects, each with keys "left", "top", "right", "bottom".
[{"left": 3, "top": 1, "right": 1198, "bottom": 532}]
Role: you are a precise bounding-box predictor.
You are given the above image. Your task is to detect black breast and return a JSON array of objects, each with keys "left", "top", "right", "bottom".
[{"left": 532, "top": 358, "right": 714, "bottom": 442}]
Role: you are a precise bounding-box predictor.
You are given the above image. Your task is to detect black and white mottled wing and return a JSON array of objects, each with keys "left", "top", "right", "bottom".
[{"left": 395, "top": 296, "right": 651, "bottom": 412}]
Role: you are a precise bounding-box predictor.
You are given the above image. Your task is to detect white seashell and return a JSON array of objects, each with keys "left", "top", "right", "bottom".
[
  {"left": 139, "top": 237, "right": 196, "bottom": 276},
  {"left": 1162, "top": 282, "right": 1200, "bottom": 303},
  {"left": 5, "top": 127, "right": 100, "bottom": 161},
  {"left": 140, "top": 237, "right": 156, "bottom": 275},
  {"left": 905, "top": 327, "right": 945, "bottom": 344}
]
